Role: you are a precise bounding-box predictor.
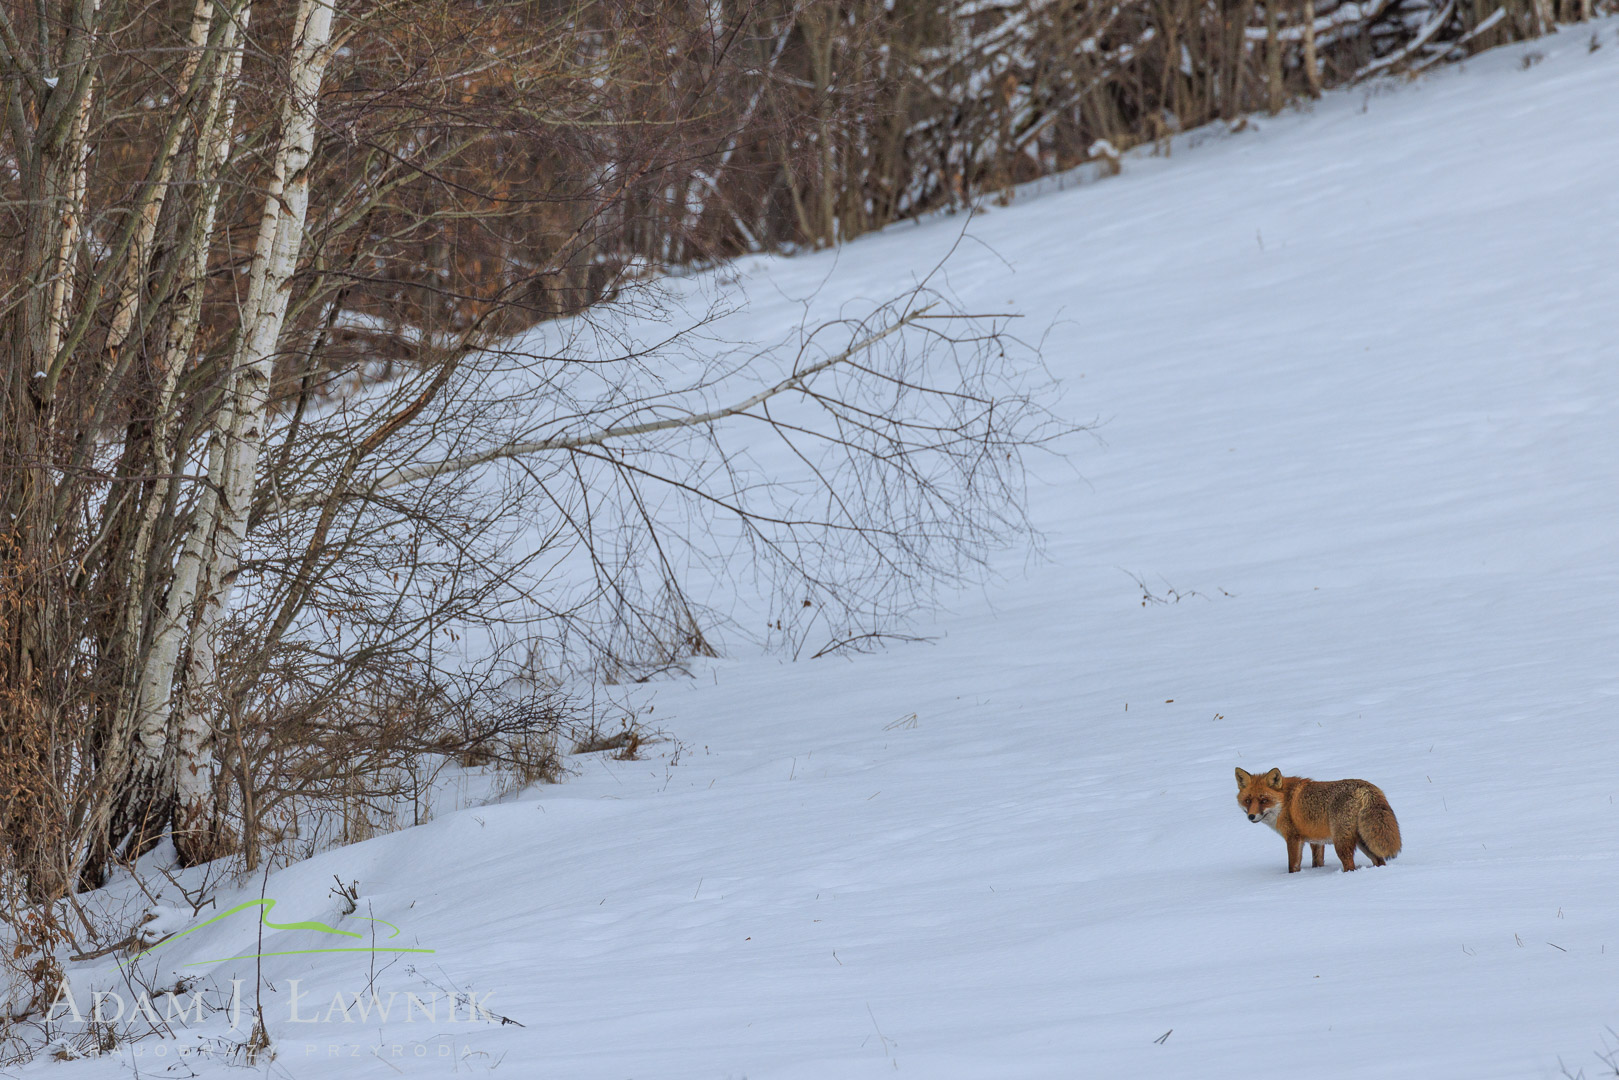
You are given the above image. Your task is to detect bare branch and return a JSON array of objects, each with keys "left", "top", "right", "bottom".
[{"left": 354, "top": 303, "right": 938, "bottom": 500}]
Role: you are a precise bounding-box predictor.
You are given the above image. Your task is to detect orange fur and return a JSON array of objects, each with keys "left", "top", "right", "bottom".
[{"left": 1234, "top": 766, "right": 1402, "bottom": 873}]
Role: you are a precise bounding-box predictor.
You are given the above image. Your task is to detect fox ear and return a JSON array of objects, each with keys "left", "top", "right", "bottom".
[
  {"left": 1264, "top": 768, "right": 1283, "bottom": 789},
  {"left": 1234, "top": 767, "right": 1251, "bottom": 788}
]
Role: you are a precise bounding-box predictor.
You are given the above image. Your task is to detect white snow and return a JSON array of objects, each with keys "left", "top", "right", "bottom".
[{"left": 50, "top": 21, "right": 1619, "bottom": 1079}]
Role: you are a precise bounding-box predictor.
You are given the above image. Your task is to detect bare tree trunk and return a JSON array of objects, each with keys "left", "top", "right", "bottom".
[
  {"left": 104, "top": 0, "right": 221, "bottom": 361},
  {"left": 1224, "top": 0, "right": 1257, "bottom": 120},
  {"left": 1265, "top": 2, "right": 1284, "bottom": 115},
  {"left": 801, "top": 7, "right": 839, "bottom": 247},
  {"left": 1303, "top": 0, "right": 1323, "bottom": 97},
  {"left": 3, "top": 0, "right": 109, "bottom": 901}
]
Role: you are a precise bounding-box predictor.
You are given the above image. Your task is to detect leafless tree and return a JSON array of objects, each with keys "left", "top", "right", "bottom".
[{"left": 0, "top": 0, "right": 1065, "bottom": 912}]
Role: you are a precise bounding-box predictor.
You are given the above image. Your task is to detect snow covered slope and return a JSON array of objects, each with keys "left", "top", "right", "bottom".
[{"left": 58, "top": 22, "right": 1619, "bottom": 1079}]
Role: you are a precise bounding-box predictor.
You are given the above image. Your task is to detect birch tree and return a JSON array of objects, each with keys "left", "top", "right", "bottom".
[
  {"left": 0, "top": 0, "right": 338, "bottom": 890},
  {"left": 127, "top": 0, "right": 335, "bottom": 868}
]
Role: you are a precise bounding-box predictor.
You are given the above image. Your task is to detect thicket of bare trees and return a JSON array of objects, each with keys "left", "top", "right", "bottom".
[
  {"left": 0, "top": 0, "right": 1602, "bottom": 932},
  {"left": 604, "top": 0, "right": 1613, "bottom": 259},
  {"left": 0, "top": 0, "right": 1059, "bottom": 920}
]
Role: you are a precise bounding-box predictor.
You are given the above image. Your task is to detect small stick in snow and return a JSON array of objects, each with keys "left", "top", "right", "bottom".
[
  {"left": 865, "top": 1004, "right": 896, "bottom": 1062},
  {"left": 1154, "top": 1029, "right": 1173, "bottom": 1044}
]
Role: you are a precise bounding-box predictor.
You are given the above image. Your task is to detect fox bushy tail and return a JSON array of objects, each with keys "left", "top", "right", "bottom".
[{"left": 1356, "top": 791, "right": 1402, "bottom": 861}]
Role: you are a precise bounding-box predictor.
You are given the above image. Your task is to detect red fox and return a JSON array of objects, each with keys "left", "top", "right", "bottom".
[{"left": 1234, "top": 767, "right": 1402, "bottom": 873}]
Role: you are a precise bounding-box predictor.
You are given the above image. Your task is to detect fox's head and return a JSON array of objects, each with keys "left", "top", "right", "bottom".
[{"left": 1234, "top": 767, "right": 1284, "bottom": 824}]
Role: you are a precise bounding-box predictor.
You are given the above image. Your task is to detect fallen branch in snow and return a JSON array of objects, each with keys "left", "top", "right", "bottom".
[
  {"left": 809, "top": 631, "right": 935, "bottom": 660},
  {"left": 1119, "top": 569, "right": 1208, "bottom": 606}
]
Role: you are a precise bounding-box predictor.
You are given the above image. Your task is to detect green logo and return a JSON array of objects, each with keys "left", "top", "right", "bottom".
[{"left": 126, "top": 899, "right": 435, "bottom": 968}]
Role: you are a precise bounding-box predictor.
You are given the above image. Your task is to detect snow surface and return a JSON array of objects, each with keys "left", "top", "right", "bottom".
[{"left": 47, "top": 22, "right": 1619, "bottom": 1079}]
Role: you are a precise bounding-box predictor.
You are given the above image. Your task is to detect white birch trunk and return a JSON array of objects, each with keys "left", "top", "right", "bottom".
[
  {"left": 116, "top": 1, "right": 243, "bottom": 735},
  {"left": 127, "top": 0, "right": 337, "bottom": 864},
  {"left": 112, "top": 6, "right": 248, "bottom": 848},
  {"left": 173, "top": 0, "right": 337, "bottom": 863},
  {"left": 41, "top": 74, "right": 95, "bottom": 363}
]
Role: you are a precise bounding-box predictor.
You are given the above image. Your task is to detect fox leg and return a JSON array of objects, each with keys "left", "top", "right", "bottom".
[
  {"left": 1334, "top": 835, "right": 1358, "bottom": 872},
  {"left": 1286, "top": 835, "right": 1304, "bottom": 873},
  {"left": 1310, "top": 843, "right": 1326, "bottom": 868}
]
